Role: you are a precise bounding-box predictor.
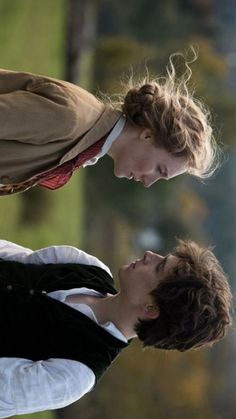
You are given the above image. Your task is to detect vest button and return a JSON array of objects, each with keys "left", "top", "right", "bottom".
[
  {"left": 6, "top": 284, "right": 13, "bottom": 291},
  {"left": 29, "top": 289, "right": 35, "bottom": 295}
]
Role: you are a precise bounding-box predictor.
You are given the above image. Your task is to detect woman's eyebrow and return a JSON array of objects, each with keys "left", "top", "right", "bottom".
[
  {"left": 162, "top": 166, "right": 169, "bottom": 179},
  {"left": 159, "top": 166, "right": 169, "bottom": 179}
]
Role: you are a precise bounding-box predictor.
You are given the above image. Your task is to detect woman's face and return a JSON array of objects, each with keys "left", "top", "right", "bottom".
[{"left": 109, "top": 127, "right": 188, "bottom": 188}]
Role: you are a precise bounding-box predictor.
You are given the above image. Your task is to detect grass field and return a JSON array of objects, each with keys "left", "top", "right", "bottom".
[
  {"left": 0, "top": 172, "right": 84, "bottom": 248},
  {"left": 0, "top": 1, "right": 84, "bottom": 417}
]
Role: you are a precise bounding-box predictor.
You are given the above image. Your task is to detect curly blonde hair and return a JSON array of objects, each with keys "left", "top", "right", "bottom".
[{"left": 117, "top": 50, "right": 220, "bottom": 178}]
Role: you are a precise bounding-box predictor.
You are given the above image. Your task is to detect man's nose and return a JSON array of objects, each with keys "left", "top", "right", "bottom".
[
  {"left": 143, "top": 251, "right": 152, "bottom": 263},
  {"left": 144, "top": 251, "right": 163, "bottom": 263},
  {"left": 143, "top": 251, "right": 156, "bottom": 262}
]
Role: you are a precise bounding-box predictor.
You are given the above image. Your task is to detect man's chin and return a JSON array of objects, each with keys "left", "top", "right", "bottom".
[
  {"left": 119, "top": 264, "right": 128, "bottom": 273},
  {"left": 118, "top": 264, "right": 129, "bottom": 279}
]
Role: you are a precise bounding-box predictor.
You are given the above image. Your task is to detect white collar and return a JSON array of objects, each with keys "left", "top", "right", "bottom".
[{"left": 82, "top": 116, "right": 126, "bottom": 167}]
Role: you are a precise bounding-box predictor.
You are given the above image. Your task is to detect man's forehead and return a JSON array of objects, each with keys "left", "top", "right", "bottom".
[{"left": 164, "top": 254, "right": 179, "bottom": 274}]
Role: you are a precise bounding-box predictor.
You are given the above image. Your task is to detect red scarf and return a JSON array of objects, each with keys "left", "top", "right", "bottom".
[{"left": 38, "top": 136, "right": 107, "bottom": 190}]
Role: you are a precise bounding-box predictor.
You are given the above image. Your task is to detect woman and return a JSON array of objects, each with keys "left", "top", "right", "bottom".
[{"left": 0, "top": 54, "right": 218, "bottom": 195}]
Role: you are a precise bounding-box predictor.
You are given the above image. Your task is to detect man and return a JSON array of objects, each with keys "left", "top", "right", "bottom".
[
  {"left": 0, "top": 62, "right": 216, "bottom": 195},
  {"left": 0, "top": 239, "right": 232, "bottom": 417}
]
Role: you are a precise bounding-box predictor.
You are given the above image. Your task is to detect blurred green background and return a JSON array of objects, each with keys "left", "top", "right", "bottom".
[{"left": 0, "top": 1, "right": 236, "bottom": 419}]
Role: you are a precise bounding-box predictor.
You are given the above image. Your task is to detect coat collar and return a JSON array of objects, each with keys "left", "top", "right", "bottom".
[{"left": 59, "top": 108, "right": 122, "bottom": 164}]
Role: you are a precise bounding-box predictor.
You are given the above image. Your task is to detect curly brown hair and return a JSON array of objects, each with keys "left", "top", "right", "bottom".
[
  {"left": 117, "top": 50, "right": 220, "bottom": 178},
  {"left": 135, "top": 240, "right": 233, "bottom": 351}
]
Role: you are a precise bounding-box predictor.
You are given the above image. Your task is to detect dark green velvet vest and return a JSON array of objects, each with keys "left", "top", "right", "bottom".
[{"left": 0, "top": 258, "right": 128, "bottom": 381}]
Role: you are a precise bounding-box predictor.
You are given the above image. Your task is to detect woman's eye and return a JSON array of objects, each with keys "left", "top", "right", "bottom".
[{"left": 158, "top": 166, "right": 168, "bottom": 179}]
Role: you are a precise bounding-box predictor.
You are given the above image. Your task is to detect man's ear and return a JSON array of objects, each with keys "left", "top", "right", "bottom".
[
  {"left": 140, "top": 128, "right": 153, "bottom": 142},
  {"left": 143, "top": 303, "right": 159, "bottom": 320}
]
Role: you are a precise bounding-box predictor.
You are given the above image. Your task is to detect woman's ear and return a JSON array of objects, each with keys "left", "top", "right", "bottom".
[
  {"left": 140, "top": 128, "right": 153, "bottom": 142},
  {"left": 143, "top": 303, "right": 159, "bottom": 320}
]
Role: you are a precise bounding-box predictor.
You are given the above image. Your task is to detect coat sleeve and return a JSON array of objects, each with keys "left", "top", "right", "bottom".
[
  {"left": 0, "top": 70, "right": 79, "bottom": 144},
  {"left": 0, "top": 357, "right": 95, "bottom": 417}
]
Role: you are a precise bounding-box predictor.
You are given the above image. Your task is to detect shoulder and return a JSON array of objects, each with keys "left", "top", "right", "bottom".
[
  {"left": 26, "top": 73, "right": 105, "bottom": 113},
  {"left": 32, "top": 245, "right": 113, "bottom": 277},
  {"left": 64, "top": 247, "right": 113, "bottom": 277},
  {"left": 30, "top": 75, "right": 107, "bottom": 132}
]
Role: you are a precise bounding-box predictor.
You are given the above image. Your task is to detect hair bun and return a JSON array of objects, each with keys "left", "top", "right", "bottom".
[{"left": 122, "top": 83, "right": 157, "bottom": 123}]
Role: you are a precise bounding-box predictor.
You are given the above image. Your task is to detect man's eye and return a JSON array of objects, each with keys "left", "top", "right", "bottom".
[
  {"left": 156, "top": 260, "right": 164, "bottom": 273},
  {"left": 156, "top": 255, "right": 169, "bottom": 273}
]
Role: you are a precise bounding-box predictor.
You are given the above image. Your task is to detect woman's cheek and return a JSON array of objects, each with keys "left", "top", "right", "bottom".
[{"left": 136, "top": 158, "right": 151, "bottom": 173}]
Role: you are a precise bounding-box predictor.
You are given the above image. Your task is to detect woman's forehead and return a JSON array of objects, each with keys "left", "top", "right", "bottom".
[{"left": 155, "top": 147, "right": 188, "bottom": 178}]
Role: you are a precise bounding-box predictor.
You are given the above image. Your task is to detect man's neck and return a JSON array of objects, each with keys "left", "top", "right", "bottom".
[{"left": 66, "top": 293, "right": 137, "bottom": 340}]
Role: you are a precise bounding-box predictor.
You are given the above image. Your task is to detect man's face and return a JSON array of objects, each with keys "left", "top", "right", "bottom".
[
  {"left": 111, "top": 128, "right": 187, "bottom": 188},
  {"left": 118, "top": 251, "right": 178, "bottom": 310}
]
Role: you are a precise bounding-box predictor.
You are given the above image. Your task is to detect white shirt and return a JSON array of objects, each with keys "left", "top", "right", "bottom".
[
  {"left": 82, "top": 116, "right": 126, "bottom": 167},
  {"left": 0, "top": 240, "right": 126, "bottom": 418}
]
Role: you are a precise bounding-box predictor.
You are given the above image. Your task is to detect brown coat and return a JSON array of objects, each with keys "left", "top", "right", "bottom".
[{"left": 0, "top": 69, "right": 121, "bottom": 184}]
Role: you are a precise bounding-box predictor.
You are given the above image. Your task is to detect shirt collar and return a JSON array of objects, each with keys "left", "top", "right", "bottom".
[{"left": 83, "top": 116, "right": 126, "bottom": 167}]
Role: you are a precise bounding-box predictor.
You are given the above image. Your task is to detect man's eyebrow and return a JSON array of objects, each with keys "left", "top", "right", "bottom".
[
  {"left": 162, "top": 254, "right": 170, "bottom": 269},
  {"left": 156, "top": 255, "right": 170, "bottom": 272}
]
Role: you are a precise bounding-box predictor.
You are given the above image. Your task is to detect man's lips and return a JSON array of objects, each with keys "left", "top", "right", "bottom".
[
  {"left": 131, "top": 257, "right": 144, "bottom": 269},
  {"left": 128, "top": 261, "right": 136, "bottom": 270}
]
